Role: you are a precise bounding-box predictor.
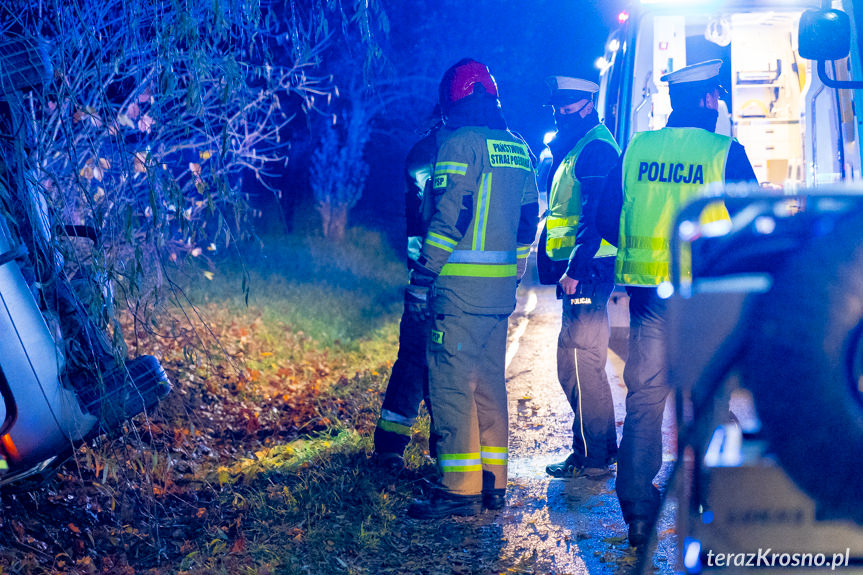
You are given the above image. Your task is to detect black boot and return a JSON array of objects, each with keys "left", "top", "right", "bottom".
[
  {"left": 571, "top": 465, "right": 613, "bottom": 480},
  {"left": 546, "top": 452, "right": 612, "bottom": 479},
  {"left": 628, "top": 518, "right": 652, "bottom": 547},
  {"left": 371, "top": 451, "right": 405, "bottom": 473},
  {"left": 408, "top": 490, "right": 481, "bottom": 520},
  {"left": 545, "top": 453, "right": 579, "bottom": 478},
  {"left": 482, "top": 489, "right": 506, "bottom": 511}
]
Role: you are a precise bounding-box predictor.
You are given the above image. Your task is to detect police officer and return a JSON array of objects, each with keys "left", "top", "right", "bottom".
[
  {"left": 592, "top": 59, "right": 757, "bottom": 546},
  {"left": 372, "top": 107, "right": 450, "bottom": 471},
  {"left": 540, "top": 76, "right": 621, "bottom": 480},
  {"left": 407, "top": 59, "right": 539, "bottom": 519}
]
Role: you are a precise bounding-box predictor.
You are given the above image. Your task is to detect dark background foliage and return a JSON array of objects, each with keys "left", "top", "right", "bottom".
[{"left": 256, "top": 0, "right": 625, "bottom": 251}]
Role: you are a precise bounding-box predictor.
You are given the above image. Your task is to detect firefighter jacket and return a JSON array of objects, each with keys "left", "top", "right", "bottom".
[
  {"left": 416, "top": 126, "right": 539, "bottom": 315},
  {"left": 546, "top": 123, "right": 620, "bottom": 262},
  {"left": 405, "top": 126, "right": 451, "bottom": 267},
  {"left": 616, "top": 127, "right": 733, "bottom": 286}
]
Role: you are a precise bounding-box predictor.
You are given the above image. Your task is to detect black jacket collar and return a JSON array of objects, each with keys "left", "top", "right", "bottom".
[{"left": 665, "top": 107, "right": 718, "bottom": 132}]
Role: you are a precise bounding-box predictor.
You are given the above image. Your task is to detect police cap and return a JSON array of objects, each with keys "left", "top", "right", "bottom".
[
  {"left": 661, "top": 59, "right": 726, "bottom": 98},
  {"left": 545, "top": 76, "right": 599, "bottom": 107}
]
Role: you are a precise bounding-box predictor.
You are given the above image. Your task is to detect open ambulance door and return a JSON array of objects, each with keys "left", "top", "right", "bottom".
[{"left": 598, "top": 1, "right": 863, "bottom": 189}]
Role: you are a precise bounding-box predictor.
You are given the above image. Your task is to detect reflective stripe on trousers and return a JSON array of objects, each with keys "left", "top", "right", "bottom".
[
  {"left": 556, "top": 276, "right": 618, "bottom": 467},
  {"left": 428, "top": 293, "right": 510, "bottom": 495}
]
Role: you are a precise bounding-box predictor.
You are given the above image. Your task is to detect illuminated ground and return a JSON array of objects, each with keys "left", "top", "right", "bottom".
[{"left": 494, "top": 273, "right": 680, "bottom": 574}]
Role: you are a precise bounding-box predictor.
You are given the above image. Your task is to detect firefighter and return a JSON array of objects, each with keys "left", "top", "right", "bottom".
[
  {"left": 406, "top": 59, "right": 539, "bottom": 519},
  {"left": 372, "top": 107, "right": 450, "bottom": 471},
  {"left": 592, "top": 59, "right": 758, "bottom": 546},
  {"left": 540, "top": 76, "right": 621, "bottom": 480}
]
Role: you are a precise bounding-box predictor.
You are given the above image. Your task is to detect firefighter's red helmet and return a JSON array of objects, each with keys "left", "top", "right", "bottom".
[{"left": 439, "top": 59, "right": 499, "bottom": 111}]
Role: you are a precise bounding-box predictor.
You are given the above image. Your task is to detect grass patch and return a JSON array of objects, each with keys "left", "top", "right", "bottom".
[
  {"left": 190, "top": 227, "right": 406, "bottom": 349},
  {"left": 151, "top": 227, "right": 437, "bottom": 574},
  {"left": 0, "top": 227, "right": 456, "bottom": 575},
  {"left": 172, "top": 371, "right": 437, "bottom": 575}
]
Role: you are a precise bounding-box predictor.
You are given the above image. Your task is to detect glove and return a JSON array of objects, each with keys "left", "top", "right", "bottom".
[
  {"left": 405, "top": 269, "right": 435, "bottom": 322},
  {"left": 516, "top": 256, "right": 527, "bottom": 286},
  {"left": 405, "top": 284, "right": 430, "bottom": 322}
]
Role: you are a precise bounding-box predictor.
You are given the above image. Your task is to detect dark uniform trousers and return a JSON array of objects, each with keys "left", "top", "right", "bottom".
[
  {"left": 373, "top": 300, "right": 431, "bottom": 455},
  {"left": 616, "top": 286, "right": 670, "bottom": 524},
  {"left": 556, "top": 257, "right": 618, "bottom": 468}
]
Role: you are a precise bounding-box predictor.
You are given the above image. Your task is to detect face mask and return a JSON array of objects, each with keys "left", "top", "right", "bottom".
[
  {"left": 706, "top": 107, "right": 719, "bottom": 132},
  {"left": 556, "top": 108, "right": 598, "bottom": 135}
]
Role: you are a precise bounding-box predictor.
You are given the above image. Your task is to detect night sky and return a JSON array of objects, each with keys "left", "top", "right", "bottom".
[
  {"left": 390, "top": 0, "right": 626, "bottom": 149},
  {"left": 461, "top": 0, "right": 627, "bottom": 148},
  {"left": 354, "top": 0, "right": 627, "bottom": 238}
]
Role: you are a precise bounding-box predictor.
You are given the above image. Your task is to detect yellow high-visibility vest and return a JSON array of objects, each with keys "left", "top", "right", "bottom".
[
  {"left": 616, "top": 127, "right": 732, "bottom": 286},
  {"left": 546, "top": 124, "right": 620, "bottom": 261}
]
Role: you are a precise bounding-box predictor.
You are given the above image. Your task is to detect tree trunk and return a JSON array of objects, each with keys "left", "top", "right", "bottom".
[
  {"left": 327, "top": 204, "right": 348, "bottom": 241},
  {"left": 316, "top": 200, "right": 332, "bottom": 237},
  {"left": 317, "top": 200, "right": 348, "bottom": 241}
]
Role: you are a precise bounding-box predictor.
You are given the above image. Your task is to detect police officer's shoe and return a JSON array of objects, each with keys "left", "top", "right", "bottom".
[
  {"left": 628, "top": 518, "right": 652, "bottom": 547},
  {"left": 482, "top": 489, "right": 506, "bottom": 511},
  {"left": 572, "top": 465, "right": 613, "bottom": 480},
  {"left": 407, "top": 490, "right": 482, "bottom": 520},
  {"left": 545, "top": 453, "right": 580, "bottom": 478}
]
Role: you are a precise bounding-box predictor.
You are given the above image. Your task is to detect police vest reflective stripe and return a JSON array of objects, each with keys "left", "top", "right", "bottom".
[
  {"left": 616, "top": 127, "right": 732, "bottom": 286},
  {"left": 546, "top": 124, "right": 620, "bottom": 261}
]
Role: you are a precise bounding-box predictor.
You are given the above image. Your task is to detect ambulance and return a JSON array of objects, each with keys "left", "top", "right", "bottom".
[
  {"left": 597, "top": 0, "right": 862, "bottom": 188},
  {"left": 597, "top": 1, "right": 863, "bottom": 572}
]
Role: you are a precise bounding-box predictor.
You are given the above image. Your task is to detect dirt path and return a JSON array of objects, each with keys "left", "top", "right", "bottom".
[{"left": 492, "top": 274, "right": 680, "bottom": 574}]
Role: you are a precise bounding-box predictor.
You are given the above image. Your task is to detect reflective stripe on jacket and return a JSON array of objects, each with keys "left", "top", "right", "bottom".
[
  {"left": 405, "top": 127, "right": 452, "bottom": 265},
  {"left": 616, "top": 127, "right": 731, "bottom": 286},
  {"left": 420, "top": 126, "right": 539, "bottom": 314},
  {"left": 546, "top": 124, "right": 620, "bottom": 261}
]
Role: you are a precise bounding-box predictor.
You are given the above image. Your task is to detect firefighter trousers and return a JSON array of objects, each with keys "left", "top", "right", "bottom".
[
  {"left": 427, "top": 291, "right": 509, "bottom": 496},
  {"left": 374, "top": 299, "right": 431, "bottom": 455},
  {"left": 616, "top": 286, "right": 671, "bottom": 525},
  {"left": 556, "top": 275, "right": 618, "bottom": 468}
]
